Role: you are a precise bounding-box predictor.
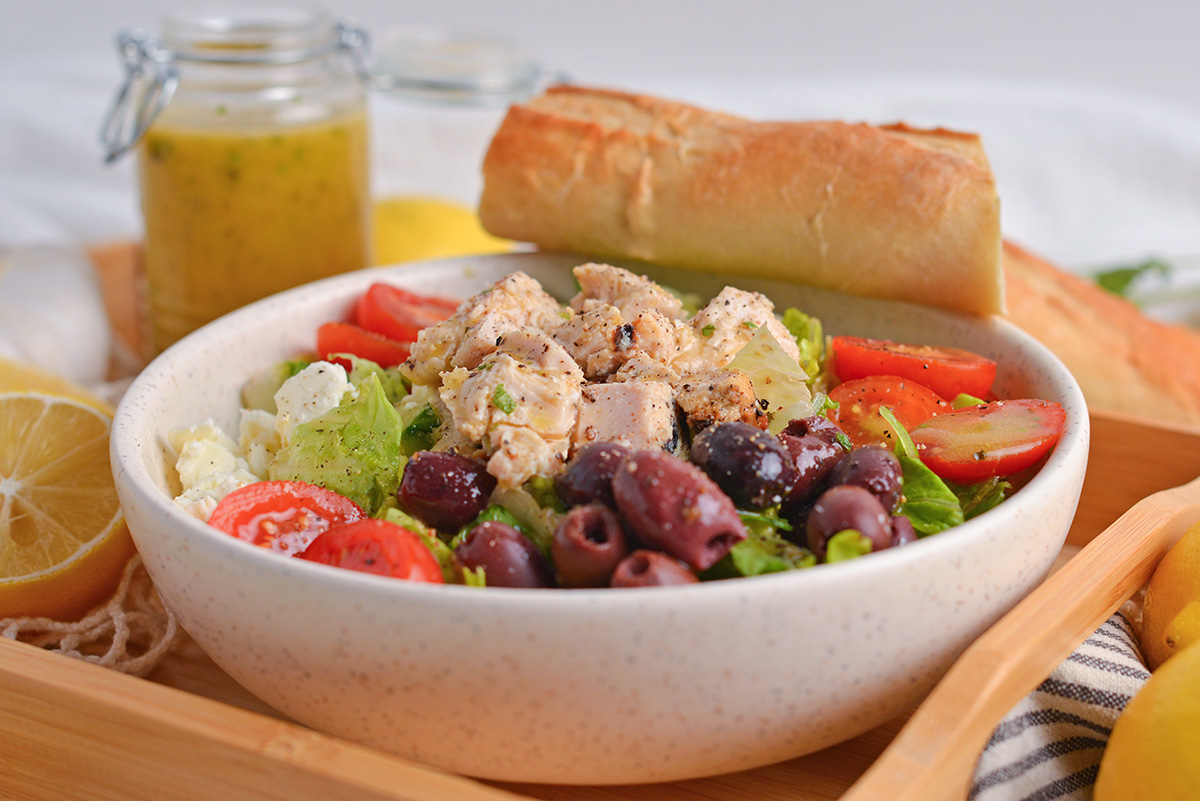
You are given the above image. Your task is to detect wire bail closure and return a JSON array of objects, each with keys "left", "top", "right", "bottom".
[
  {"left": 100, "top": 30, "right": 179, "bottom": 164},
  {"left": 99, "top": 22, "right": 372, "bottom": 164}
]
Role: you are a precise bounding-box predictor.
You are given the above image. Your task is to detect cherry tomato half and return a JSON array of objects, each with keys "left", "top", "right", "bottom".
[
  {"left": 831, "top": 335, "right": 997, "bottom": 401},
  {"left": 827, "top": 375, "right": 949, "bottom": 448},
  {"left": 298, "top": 519, "right": 444, "bottom": 583},
  {"left": 316, "top": 321, "right": 411, "bottom": 368},
  {"left": 910, "top": 399, "right": 1066, "bottom": 482},
  {"left": 354, "top": 284, "right": 458, "bottom": 344},
  {"left": 208, "top": 480, "right": 366, "bottom": 555}
]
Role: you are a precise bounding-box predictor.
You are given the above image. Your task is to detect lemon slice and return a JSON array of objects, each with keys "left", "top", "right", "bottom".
[
  {"left": 371, "top": 195, "right": 514, "bottom": 266},
  {"left": 0, "top": 382, "right": 134, "bottom": 621}
]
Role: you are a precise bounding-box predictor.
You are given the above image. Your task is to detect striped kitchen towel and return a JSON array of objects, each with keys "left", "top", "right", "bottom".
[{"left": 969, "top": 611, "right": 1150, "bottom": 801}]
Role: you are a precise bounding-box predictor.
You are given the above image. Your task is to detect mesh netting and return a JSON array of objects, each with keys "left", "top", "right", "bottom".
[{"left": 1, "top": 554, "right": 180, "bottom": 677}]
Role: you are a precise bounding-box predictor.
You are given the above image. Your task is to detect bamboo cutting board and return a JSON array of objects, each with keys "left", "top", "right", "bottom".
[{"left": 3, "top": 244, "right": 1199, "bottom": 800}]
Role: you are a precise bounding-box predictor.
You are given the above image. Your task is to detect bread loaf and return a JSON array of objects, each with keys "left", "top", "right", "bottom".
[
  {"left": 1004, "top": 241, "right": 1200, "bottom": 427},
  {"left": 480, "top": 85, "right": 1004, "bottom": 316}
]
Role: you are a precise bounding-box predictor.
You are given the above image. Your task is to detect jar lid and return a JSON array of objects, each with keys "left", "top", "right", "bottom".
[{"left": 371, "top": 28, "right": 564, "bottom": 106}]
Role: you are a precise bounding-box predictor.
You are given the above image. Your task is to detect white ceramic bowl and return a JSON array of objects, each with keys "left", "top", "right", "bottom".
[{"left": 112, "top": 253, "right": 1089, "bottom": 784}]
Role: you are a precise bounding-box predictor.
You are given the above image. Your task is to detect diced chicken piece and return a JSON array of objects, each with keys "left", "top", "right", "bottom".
[
  {"left": 553, "top": 302, "right": 626, "bottom": 379},
  {"left": 555, "top": 300, "right": 685, "bottom": 380},
  {"left": 675, "top": 368, "right": 767, "bottom": 433},
  {"left": 403, "top": 271, "right": 567, "bottom": 385},
  {"left": 672, "top": 286, "right": 801, "bottom": 374},
  {"left": 571, "top": 381, "right": 681, "bottom": 455},
  {"left": 609, "top": 353, "right": 680, "bottom": 385},
  {"left": 440, "top": 330, "right": 585, "bottom": 487},
  {"left": 570, "top": 263, "right": 686, "bottom": 321}
]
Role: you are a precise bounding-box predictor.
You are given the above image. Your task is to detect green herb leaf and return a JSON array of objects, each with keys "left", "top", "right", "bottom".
[
  {"left": 492, "top": 384, "right": 517, "bottom": 414},
  {"left": 1093, "top": 259, "right": 1171, "bottom": 297},
  {"left": 701, "top": 324, "right": 716, "bottom": 337}
]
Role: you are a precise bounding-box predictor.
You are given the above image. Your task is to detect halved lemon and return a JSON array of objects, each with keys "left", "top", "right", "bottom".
[
  {"left": 0, "top": 373, "right": 135, "bottom": 620},
  {"left": 371, "top": 195, "right": 514, "bottom": 266}
]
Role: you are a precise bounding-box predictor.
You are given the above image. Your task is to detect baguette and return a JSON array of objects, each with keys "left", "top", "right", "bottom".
[
  {"left": 1003, "top": 241, "right": 1200, "bottom": 427},
  {"left": 479, "top": 85, "right": 1004, "bottom": 316}
]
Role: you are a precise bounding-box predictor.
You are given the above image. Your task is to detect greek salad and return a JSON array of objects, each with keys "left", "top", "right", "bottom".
[{"left": 169, "top": 263, "right": 1065, "bottom": 588}]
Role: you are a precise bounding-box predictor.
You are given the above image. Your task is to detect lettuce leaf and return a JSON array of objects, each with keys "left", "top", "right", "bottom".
[
  {"left": 702, "top": 509, "right": 814, "bottom": 578},
  {"left": 269, "top": 373, "right": 404, "bottom": 515},
  {"left": 781, "top": 307, "right": 825, "bottom": 382},
  {"left": 825, "top": 530, "right": 873, "bottom": 563},
  {"left": 728, "top": 325, "right": 813, "bottom": 434},
  {"left": 878, "top": 406, "right": 965, "bottom": 536}
]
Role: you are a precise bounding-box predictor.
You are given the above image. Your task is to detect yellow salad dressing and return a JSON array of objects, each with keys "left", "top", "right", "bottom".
[{"left": 138, "top": 112, "right": 369, "bottom": 353}]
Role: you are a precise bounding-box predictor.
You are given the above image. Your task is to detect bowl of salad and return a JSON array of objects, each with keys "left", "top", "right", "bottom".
[{"left": 111, "top": 252, "right": 1088, "bottom": 784}]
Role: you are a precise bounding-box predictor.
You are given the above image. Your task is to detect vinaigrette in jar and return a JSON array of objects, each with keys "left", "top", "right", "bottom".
[{"left": 132, "top": 6, "right": 370, "bottom": 354}]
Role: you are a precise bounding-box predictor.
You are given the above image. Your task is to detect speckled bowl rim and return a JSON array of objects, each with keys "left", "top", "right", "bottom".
[{"left": 111, "top": 252, "right": 1090, "bottom": 614}]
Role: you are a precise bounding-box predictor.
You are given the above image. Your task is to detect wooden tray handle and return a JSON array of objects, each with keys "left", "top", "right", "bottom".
[{"left": 840, "top": 478, "right": 1200, "bottom": 801}]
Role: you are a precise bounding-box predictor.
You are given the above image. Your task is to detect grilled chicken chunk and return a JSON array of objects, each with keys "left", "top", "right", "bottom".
[
  {"left": 675, "top": 368, "right": 767, "bottom": 433},
  {"left": 403, "top": 271, "right": 567, "bottom": 386},
  {"left": 570, "top": 263, "right": 686, "bottom": 321},
  {"left": 673, "top": 286, "right": 800, "bottom": 374},
  {"left": 572, "top": 380, "right": 681, "bottom": 454},
  {"left": 440, "top": 330, "right": 585, "bottom": 487}
]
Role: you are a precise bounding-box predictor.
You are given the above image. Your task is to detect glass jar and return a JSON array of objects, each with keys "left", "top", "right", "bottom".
[{"left": 103, "top": 4, "right": 370, "bottom": 355}]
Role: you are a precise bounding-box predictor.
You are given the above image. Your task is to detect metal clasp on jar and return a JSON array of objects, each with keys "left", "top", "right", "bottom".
[{"left": 99, "top": 21, "right": 372, "bottom": 164}]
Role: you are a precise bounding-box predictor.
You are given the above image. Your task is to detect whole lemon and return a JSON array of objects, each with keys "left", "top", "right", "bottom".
[
  {"left": 1094, "top": 639, "right": 1200, "bottom": 800},
  {"left": 1141, "top": 520, "right": 1200, "bottom": 669},
  {"left": 371, "top": 195, "right": 513, "bottom": 266}
]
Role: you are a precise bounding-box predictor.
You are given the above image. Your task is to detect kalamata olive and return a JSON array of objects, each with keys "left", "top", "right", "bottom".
[
  {"left": 610, "top": 550, "right": 699, "bottom": 587},
  {"left": 783, "top": 415, "right": 848, "bottom": 447},
  {"left": 398, "top": 450, "right": 495, "bottom": 532},
  {"left": 805, "top": 485, "right": 893, "bottom": 559},
  {"left": 891, "top": 514, "right": 918, "bottom": 547},
  {"left": 829, "top": 446, "right": 904, "bottom": 512},
  {"left": 777, "top": 433, "right": 843, "bottom": 511},
  {"left": 454, "top": 521, "right": 555, "bottom": 588},
  {"left": 690, "top": 421, "right": 791, "bottom": 509},
  {"left": 551, "top": 504, "right": 631, "bottom": 588},
  {"left": 555, "top": 443, "right": 631, "bottom": 508},
  {"left": 612, "top": 450, "right": 746, "bottom": 571}
]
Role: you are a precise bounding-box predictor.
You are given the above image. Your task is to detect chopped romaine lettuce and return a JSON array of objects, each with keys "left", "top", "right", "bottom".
[
  {"left": 948, "top": 477, "right": 1011, "bottom": 520},
  {"left": 385, "top": 507, "right": 486, "bottom": 587},
  {"left": 269, "top": 373, "right": 403, "bottom": 515},
  {"left": 401, "top": 404, "right": 441, "bottom": 456},
  {"left": 338, "top": 354, "right": 408, "bottom": 404},
  {"left": 781, "top": 307, "right": 825, "bottom": 382},
  {"left": 878, "top": 406, "right": 965, "bottom": 536},
  {"left": 825, "top": 530, "right": 873, "bottom": 562},
  {"left": 728, "top": 325, "right": 813, "bottom": 434}
]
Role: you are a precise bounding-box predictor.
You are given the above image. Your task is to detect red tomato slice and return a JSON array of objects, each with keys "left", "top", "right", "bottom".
[
  {"left": 827, "top": 375, "right": 949, "bottom": 448},
  {"left": 316, "top": 321, "right": 411, "bottom": 368},
  {"left": 298, "top": 519, "right": 444, "bottom": 583},
  {"left": 208, "top": 480, "right": 367, "bottom": 556},
  {"left": 354, "top": 283, "right": 458, "bottom": 344},
  {"left": 910, "top": 399, "right": 1066, "bottom": 482},
  {"left": 831, "top": 335, "right": 997, "bottom": 401}
]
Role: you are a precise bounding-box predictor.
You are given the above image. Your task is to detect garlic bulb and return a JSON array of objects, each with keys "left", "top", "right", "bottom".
[{"left": 0, "top": 245, "right": 114, "bottom": 385}]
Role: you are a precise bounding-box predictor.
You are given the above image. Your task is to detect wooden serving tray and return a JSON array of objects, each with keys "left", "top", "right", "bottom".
[{"left": 4, "top": 245, "right": 1200, "bottom": 800}]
